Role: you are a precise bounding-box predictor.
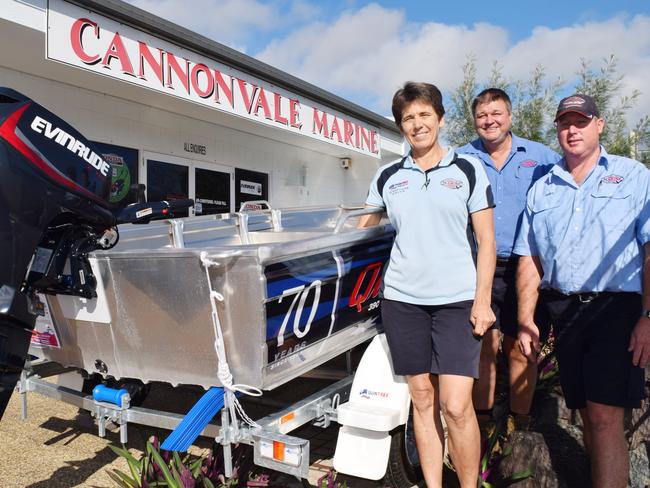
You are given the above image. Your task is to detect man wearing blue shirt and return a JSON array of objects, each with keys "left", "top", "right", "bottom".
[
  {"left": 515, "top": 94, "right": 650, "bottom": 488},
  {"left": 458, "top": 88, "right": 560, "bottom": 434}
]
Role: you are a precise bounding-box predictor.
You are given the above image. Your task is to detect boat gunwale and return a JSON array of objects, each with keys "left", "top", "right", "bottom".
[{"left": 90, "top": 224, "right": 394, "bottom": 261}]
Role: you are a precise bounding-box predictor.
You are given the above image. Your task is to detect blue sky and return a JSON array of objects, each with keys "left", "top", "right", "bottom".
[
  {"left": 126, "top": 0, "right": 650, "bottom": 122},
  {"left": 378, "top": 1, "right": 649, "bottom": 42}
]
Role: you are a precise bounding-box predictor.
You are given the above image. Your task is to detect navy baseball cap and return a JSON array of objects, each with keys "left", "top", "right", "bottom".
[{"left": 555, "top": 94, "right": 600, "bottom": 121}]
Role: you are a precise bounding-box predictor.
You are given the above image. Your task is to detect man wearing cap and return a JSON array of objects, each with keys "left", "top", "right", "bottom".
[
  {"left": 458, "top": 88, "right": 560, "bottom": 435},
  {"left": 515, "top": 94, "right": 650, "bottom": 488}
]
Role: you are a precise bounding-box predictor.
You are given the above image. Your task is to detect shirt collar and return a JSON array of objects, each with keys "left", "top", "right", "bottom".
[
  {"left": 466, "top": 133, "right": 524, "bottom": 171},
  {"left": 510, "top": 133, "right": 527, "bottom": 153},
  {"left": 403, "top": 147, "right": 455, "bottom": 170},
  {"left": 551, "top": 145, "right": 609, "bottom": 187},
  {"left": 597, "top": 145, "right": 611, "bottom": 169},
  {"left": 466, "top": 132, "right": 524, "bottom": 155}
]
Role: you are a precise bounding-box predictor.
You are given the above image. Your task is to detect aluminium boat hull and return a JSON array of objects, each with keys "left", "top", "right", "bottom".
[{"left": 30, "top": 206, "right": 393, "bottom": 390}]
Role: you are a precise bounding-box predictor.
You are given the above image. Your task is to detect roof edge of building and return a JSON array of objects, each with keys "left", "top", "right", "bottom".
[{"left": 67, "top": 0, "right": 401, "bottom": 136}]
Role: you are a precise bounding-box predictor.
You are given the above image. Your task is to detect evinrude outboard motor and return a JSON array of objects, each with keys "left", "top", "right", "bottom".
[{"left": 0, "top": 88, "right": 191, "bottom": 417}]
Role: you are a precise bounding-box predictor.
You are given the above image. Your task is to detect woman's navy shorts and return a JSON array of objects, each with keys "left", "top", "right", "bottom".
[{"left": 381, "top": 298, "right": 482, "bottom": 378}]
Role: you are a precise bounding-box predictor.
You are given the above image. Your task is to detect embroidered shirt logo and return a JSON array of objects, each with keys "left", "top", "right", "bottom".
[
  {"left": 388, "top": 180, "right": 409, "bottom": 194},
  {"left": 440, "top": 178, "right": 464, "bottom": 189},
  {"left": 601, "top": 174, "right": 624, "bottom": 184},
  {"left": 519, "top": 160, "right": 538, "bottom": 168}
]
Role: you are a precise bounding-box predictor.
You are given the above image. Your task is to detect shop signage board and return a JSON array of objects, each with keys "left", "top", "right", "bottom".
[
  {"left": 46, "top": 0, "right": 381, "bottom": 158},
  {"left": 240, "top": 180, "right": 263, "bottom": 196}
]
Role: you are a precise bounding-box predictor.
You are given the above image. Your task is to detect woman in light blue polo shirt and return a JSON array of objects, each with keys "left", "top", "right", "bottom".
[{"left": 360, "top": 81, "right": 496, "bottom": 488}]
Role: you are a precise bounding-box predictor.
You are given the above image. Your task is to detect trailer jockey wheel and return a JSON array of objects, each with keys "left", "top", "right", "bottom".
[{"left": 383, "top": 405, "right": 423, "bottom": 488}]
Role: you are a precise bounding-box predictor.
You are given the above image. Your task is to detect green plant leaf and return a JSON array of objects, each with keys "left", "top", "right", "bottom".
[
  {"left": 126, "top": 458, "right": 143, "bottom": 488},
  {"left": 494, "top": 469, "right": 534, "bottom": 487},
  {"left": 107, "top": 469, "right": 135, "bottom": 488},
  {"left": 511, "top": 469, "right": 534, "bottom": 480},
  {"left": 189, "top": 457, "right": 203, "bottom": 478},
  {"left": 170, "top": 461, "right": 184, "bottom": 486},
  {"left": 203, "top": 478, "right": 215, "bottom": 488},
  {"left": 110, "top": 468, "right": 140, "bottom": 488},
  {"left": 148, "top": 442, "right": 179, "bottom": 488},
  {"left": 172, "top": 451, "right": 186, "bottom": 471},
  {"left": 142, "top": 451, "right": 151, "bottom": 485},
  {"left": 110, "top": 443, "right": 144, "bottom": 486},
  {"left": 110, "top": 444, "right": 141, "bottom": 465}
]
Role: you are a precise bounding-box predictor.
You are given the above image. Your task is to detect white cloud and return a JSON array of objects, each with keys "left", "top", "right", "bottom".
[
  {"left": 122, "top": 1, "right": 650, "bottom": 126},
  {"left": 125, "top": 0, "right": 277, "bottom": 51},
  {"left": 256, "top": 5, "right": 509, "bottom": 109},
  {"left": 255, "top": 6, "right": 650, "bottom": 124},
  {"left": 286, "top": 0, "right": 321, "bottom": 22}
]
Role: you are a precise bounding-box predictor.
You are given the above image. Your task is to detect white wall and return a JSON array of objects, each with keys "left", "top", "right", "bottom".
[{"left": 0, "top": 67, "right": 382, "bottom": 208}]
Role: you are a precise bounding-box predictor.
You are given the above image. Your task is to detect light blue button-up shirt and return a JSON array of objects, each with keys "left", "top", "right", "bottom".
[
  {"left": 458, "top": 134, "right": 560, "bottom": 258},
  {"left": 514, "top": 147, "right": 650, "bottom": 294},
  {"left": 365, "top": 149, "right": 493, "bottom": 305}
]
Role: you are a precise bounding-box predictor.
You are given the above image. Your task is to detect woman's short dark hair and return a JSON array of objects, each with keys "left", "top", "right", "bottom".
[{"left": 392, "top": 82, "right": 445, "bottom": 129}]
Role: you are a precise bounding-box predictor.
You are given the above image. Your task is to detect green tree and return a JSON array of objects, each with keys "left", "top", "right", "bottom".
[
  {"left": 575, "top": 55, "right": 650, "bottom": 163},
  {"left": 446, "top": 55, "right": 479, "bottom": 147},
  {"left": 445, "top": 56, "right": 560, "bottom": 147},
  {"left": 445, "top": 54, "right": 650, "bottom": 162},
  {"left": 510, "top": 65, "right": 561, "bottom": 145}
]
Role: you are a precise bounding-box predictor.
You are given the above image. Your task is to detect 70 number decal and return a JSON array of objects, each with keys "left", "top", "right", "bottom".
[
  {"left": 272, "top": 259, "right": 385, "bottom": 348},
  {"left": 276, "top": 280, "right": 322, "bottom": 347}
]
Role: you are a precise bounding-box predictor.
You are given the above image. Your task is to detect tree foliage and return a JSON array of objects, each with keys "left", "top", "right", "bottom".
[
  {"left": 445, "top": 54, "right": 650, "bottom": 164},
  {"left": 446, "top": 55, "right": 479, "bottom": 148},
  {"left": 509, "top": 65, "right": 562, "bottom": 146}
]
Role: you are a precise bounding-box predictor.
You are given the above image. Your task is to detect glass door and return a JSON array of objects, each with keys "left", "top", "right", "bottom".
[
  {"left": 194, "top": 162, "right": 233, "bottom": 215},
  {"left": 146, "top": 159, "right": 190, "bottom": 217},
  {"left": 143, "top": 153, "right": 233, "bottom": 217}
]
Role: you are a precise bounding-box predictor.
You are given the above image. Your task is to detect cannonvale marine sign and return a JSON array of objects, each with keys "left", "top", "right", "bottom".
[{"left": 46, "top": 0, "right": 380, "bottom": 158}]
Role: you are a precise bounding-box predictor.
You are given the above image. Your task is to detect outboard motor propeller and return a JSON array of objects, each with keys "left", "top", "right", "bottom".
[{"left": 0, "top": 87, "right": 192, "bottom": 417}]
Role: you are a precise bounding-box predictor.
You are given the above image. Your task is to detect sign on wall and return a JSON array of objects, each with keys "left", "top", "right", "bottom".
[
  {"left": 236, "top": 168, "right": 268, "bottom": 210},
  {"left": 47, "top": 0, "right": 381, "bottom": 158},
  {"left": 91, "top": 141, "right": 139, "bottom": 211},
  {"left": 240, "top": 180, "right": 263, "bottom": 196}
]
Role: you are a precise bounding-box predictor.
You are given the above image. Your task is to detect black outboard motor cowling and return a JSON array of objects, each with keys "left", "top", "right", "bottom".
[{"left": 0, "top": 88, "right": 117, "bottom": 417}]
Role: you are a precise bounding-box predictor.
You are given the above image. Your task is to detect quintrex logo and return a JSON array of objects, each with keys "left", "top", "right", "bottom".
[
  {"left": 388, "top": 180, "right": 409, "bottom": 194},
  {"left": 359, "top": 388, "right": 389, "bottom": 399},
  {"left": 30, "top": 116, "right": 110, "bottom": 177},
  {"left": 601, "top": 174, "right": 624, "bottom": 184},
  {"left": 519, "top": 160, "right": 538, "bottom": 168},
  {"left": 440, "top": 178, "right": 463, "bottom": 189}
]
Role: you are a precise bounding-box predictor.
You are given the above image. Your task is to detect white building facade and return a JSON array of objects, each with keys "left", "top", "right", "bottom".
[{"left": 1, "top": 0, "right": 404, "bottom": 216}]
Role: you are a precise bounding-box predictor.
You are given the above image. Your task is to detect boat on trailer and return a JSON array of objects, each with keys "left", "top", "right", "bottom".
[
  {"left": 32, "top": 203, "right": 394, "bottom": 390},
  {"left": 25, "top": 205, "right": 418, "bottom": 485},
  {"left": 0, "top": 86, "right": 419, "bottom": 486}
]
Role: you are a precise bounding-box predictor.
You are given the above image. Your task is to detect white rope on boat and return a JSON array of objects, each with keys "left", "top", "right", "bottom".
[{"left": 200, "top": 252, "right": 261, "bottom": 432}]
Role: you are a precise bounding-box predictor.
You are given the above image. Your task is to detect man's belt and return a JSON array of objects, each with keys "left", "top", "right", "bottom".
[
  {"left": 544, "top": 289, "right": 632, "bottom": 304},
  {"left": 496, "top": 255, "right": 518, "bottom": 266}
]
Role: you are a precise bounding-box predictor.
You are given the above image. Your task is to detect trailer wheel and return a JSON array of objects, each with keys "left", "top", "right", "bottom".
[{"left": 383, "top": 407, "right": 423, "bottom": 488}]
